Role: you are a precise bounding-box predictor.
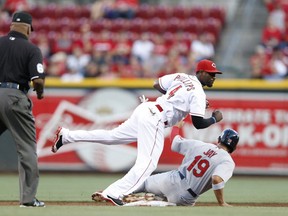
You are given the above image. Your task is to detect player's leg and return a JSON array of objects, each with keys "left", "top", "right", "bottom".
[
  {"left": 62, "top": 118, "right": 138, "bottom": 145},
  {"left": 145, "top": 170, "right": 197, "bottom": 206},
  {"left": 0, "top": 122, "right": 7, "bottom": 136},
  {"left": 101, "top": 103, "right": 165, "bottom": 200},
  {"left": 142, "top": 171, "right": 173, "bottom": 197},
  {"left": 56, "top": 103, "right": 147, "bottom": 147}
]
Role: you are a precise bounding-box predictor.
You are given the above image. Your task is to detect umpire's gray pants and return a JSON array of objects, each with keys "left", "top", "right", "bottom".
[{"left": 0, "top": 88, "right": 39, "bottom": 204}]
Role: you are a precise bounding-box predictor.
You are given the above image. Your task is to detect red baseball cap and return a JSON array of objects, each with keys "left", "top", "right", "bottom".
[{"left": 196, "top": 59, "right": 222, "bottom": 74}]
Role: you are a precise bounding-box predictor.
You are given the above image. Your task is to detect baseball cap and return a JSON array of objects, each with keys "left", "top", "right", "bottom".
[
  {"left": 196, "top": 59, "right": 222, "bottom": 74},
  {"left": 12, "top": 11, "right": 34, "bottom": 31}
]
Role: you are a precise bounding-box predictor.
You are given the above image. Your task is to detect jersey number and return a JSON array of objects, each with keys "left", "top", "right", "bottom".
[
  {"left": 187, "top": 155, "right": 210, "bottom": 177},
  {"left": 167, "top": 85, "right": 182, "bottom": 99}
]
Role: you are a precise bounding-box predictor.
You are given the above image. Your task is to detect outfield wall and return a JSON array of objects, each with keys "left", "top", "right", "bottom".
[{"left": 0, "top": 78, "right": 287, "bottom": 175}]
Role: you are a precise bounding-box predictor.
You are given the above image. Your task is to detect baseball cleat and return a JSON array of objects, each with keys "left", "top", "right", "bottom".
[
  {"left": 106, "top": 195, "right": 124, "bottom": 206},
  {"left": 92, "top": 191, "right": 124, "bottom": 206},
  {"left": 51, "top": 127, "right": 64, "bottom": 153},
  {"left": 20, "top": 198, "right": 45, "bottom": 207}
]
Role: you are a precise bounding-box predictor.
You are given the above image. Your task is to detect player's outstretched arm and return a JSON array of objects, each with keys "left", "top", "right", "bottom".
[
  {"left": 170, "top": 121, "right": 185, "bottom": 143},
  {"left": 212, "top": 175, "right": 232, "bottom": 207},
  {"left": 191, "top": 110, "right": 223, "bottom": 129},
  {"left": 153, "top": 81, "right": 166, "bottom": 94}
]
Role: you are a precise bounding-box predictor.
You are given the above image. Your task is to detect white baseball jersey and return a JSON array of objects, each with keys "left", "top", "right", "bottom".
[
  {"left": 61, "top": 73, "right": 208, "bottom": 201},
  {"left": 156, "top": 73, "right": 207, "bottom": 126},
  {"left": 141, "top": 135, "right": 235, "bottom": 205}
]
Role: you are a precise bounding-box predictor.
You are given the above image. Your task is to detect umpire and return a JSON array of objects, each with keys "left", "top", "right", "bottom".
[{"left": 0, "top": 11, "right": 45, "bottom": 207}]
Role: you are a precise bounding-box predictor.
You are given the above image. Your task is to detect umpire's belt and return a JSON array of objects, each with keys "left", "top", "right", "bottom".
[
  {"left": 178, "top": 171, "right": 198, "bottom": 198},
  {"left": 155, "top": 104, "right": 168, "bottom": 126},
  {"left": 0, "top": 82, "right": 28, "bottom": 94}
]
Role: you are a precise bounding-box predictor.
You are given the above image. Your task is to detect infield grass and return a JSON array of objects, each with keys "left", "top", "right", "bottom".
[{"left": 0, "top": 173, "right": 287, "bottom": 216}]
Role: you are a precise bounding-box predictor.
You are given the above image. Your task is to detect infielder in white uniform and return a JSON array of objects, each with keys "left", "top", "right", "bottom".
[
  {"left": 51, "top": 59, "right": 223, "bottom": 206},
  {"left": 131, "top": 124, "right": 239, "bottom": 206}
]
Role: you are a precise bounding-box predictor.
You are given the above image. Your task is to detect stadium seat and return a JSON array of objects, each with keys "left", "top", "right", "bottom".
[
  {"left": 154, "top": 5, "right": 172, "bottom": 20},
  {"left": 28, "top": 5, "right": 46, "bottom": 19},
  {"left": 59, "top": 4, "right": 81, "bottom": 19},
  {"left": 146, "top": 18, "right": 167, "bottom": 34},
  {"left": 202, "top": 18, "right": 221, "bottom": 41},
  {"left": 166, "top": 18, "right": 182, "bottom": 33},
  {"left": 207, "top": 6, "right": 226, "bottom": 26},
  {"left": 44, "top": 3, "right": 59, "bottom": 19},
  {"left": 163, "top": 31, "right": 176, "bottom": 46},
  {"left": 79, "top": 5, "right": 91, "bottom": 18},
  {"left": 73, "top": 18, "right": 90, "bottom": 33},
  {"left": 46, "top": 31, "right": 59, "bottom": 44},
  {"left": 0, "top": 19, "right": 10, "bottom": 33},
  {"left": 109, "top": 19, "right": 129, "bottom": 33},
  {"left": 189, "top": 6, "right": 207, "bottom": 20},
  {"left": 90, "top": 19, "right": 106, "bottom": 33},
  {"left": 182, "top": 18, "right": 202, "bottom": 35},
  {"left": 172, "top": 5, "right": 191, "bottom": 20},
  {"left": 37, "top": 18, "right": 55, "bottom": 32},
  {"left": 128, "top": 18, "right": 148, "bottom": 34},
  {"left": 58, "top": 17, "right": 79, "bottom": 32},
  {"left": 135, "top": 4, "right": 155, "bottom": 19}
]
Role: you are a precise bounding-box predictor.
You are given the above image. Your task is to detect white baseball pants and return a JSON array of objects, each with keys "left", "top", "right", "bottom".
[{"left": 62, "top": 102, "right": 166, "bottom": 199}]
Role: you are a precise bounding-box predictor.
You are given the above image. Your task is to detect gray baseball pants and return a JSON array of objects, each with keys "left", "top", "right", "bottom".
[{"left": 0, "top": 88, "right": 39, "bottom": 204}]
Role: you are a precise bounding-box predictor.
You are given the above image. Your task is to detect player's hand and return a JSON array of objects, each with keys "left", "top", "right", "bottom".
[
  {"left": 219, "top": 202, "right": 232, "bottom": 207},
  {"left": 36, "top": 91, "right": 44, "bottom": 100},
  {"left": 139, "top": 95, "right": 148, "bottom": 103},
  {"left": 206, "top": 99, "right": 210, "bottom": 109},
  {"left": 175, "top": 120, "right": 185, "bottom": 128},
  {"left": 212, "top": 110, "right": 223, "bottom": 122}
]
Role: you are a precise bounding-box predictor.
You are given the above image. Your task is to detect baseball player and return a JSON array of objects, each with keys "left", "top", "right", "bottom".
[
  {"left": 0, "top": 11, "right": 45, "bottom": 207},
  {"left": 51, "top": 59, "right": 223, "bottom": 206},
  {"left": 130, "top": 124, "right": 239, "bottom": 206}
]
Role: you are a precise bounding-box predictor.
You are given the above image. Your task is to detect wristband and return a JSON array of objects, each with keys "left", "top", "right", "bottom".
[
  {"left": 211, "top": 117, "right": 217, "bottom": 123},
  {"left": 212, "top": 181, "right": 225, "bottom": 190}
]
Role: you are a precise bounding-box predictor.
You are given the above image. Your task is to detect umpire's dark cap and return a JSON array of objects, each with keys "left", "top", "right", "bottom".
[
  {"left": 196, "top": 59, "right": 222, "bottom": 74},
  {"left": 12, "top": 11, "right": 34, "bottom": 31}
]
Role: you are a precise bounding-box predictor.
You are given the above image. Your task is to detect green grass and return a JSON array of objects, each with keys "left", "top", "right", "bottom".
[
  {"left": 0, "top": 173, "right": 287, "bottom": 216},
  {"left": 1, "top": 206, "right": 287, "bottom": 216}
]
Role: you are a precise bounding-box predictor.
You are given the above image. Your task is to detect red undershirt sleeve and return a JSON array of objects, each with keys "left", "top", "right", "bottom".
[{"left": 170, "top": 126, "right": 180, "bottom": 143}]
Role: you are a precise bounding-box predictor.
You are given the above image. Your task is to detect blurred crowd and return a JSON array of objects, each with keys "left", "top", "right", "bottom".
[
  {"left": 0, "top": 0, "right": 225, "bottom": 81},
  {"left": 250, "top": 0, "right": 288, "bottom": 80}
]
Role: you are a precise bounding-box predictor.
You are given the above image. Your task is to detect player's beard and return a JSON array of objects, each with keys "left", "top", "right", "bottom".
[{"left": 207, "top": 80, "right": 214, "bottom": 87}]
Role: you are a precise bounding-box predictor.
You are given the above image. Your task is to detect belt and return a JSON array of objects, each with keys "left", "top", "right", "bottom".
[
  {"left": 155, "top": 104, "right": 168, "bottom": 126},
  {"left": 178, "top": 171, "right": 198, "bottom": 198},
  {"left": 0, "top": 82, "right": 28, "bottom": 94}
]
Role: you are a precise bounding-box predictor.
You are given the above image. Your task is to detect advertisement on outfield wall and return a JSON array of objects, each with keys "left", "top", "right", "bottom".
[{"left": 32, "top": 88, "right": 288, "bottom": 175}]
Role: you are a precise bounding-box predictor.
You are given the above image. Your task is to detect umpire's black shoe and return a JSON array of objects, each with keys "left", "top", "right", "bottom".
[
  {"left": 20, "top": 198, "right": 45, "bottom": 207},
  {"left": 51, "top": 127, "right": 64, "bottom": 153}
]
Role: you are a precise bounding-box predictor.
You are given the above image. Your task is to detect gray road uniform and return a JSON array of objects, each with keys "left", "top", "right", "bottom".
[{"left": 138, "top": 135, "right": 235, "bottom": 206}]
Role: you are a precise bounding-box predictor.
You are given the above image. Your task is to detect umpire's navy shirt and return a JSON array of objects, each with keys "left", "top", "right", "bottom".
[{"left": 0, "top": 31, "right": 45, "bottom": 91}]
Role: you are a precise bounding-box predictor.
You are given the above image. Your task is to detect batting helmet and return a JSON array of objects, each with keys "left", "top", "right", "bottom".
[{"left": 218, "top": 129, "right": 239, "bottom": 153}]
